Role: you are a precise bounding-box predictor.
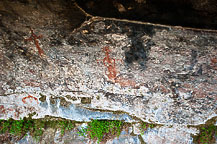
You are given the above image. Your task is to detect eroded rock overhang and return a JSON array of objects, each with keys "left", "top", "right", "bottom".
[{"left": 1, "top": 15, "right": 216, "bottom": 125}]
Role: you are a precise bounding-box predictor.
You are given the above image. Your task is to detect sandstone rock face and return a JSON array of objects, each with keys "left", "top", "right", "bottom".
[{"left": 0, "top": 0, "right": 216, "bottom": 143}]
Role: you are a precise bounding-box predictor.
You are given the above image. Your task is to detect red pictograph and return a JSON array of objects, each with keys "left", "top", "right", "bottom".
[
  {"left": 0, "top": 105, "right": 13, "bottom": 114},
  {"left": 97, "top": 46, "right": 136, "bottom": 87},
  {"left": 25, "top": 28, "right": 44, "bottom": 56},
  {"left": 22, "top": 95, "right": 39, "bottom": 104},
  {"left": 97, "top": 46, "right": 120, "bottom": 80},
  {"left": 23, "top": 79, "right": 40, "bottom": 87}
]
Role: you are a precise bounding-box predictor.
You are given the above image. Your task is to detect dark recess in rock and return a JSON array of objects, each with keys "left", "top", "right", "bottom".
[{"left": 76, "top": 0, "right": 217, "bottom": 30}]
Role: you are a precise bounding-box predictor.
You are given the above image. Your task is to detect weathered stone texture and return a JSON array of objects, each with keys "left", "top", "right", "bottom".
[{"left": 0, "top": 0, "right": 216, "bottom": 143}]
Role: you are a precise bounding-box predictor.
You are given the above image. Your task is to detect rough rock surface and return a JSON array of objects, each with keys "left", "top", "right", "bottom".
[
  {"left": 0, "top": 0, "right": 216, "bottom": 143},
  {"left": 76, "top": 0, "right": 217, "bottom": 29}
]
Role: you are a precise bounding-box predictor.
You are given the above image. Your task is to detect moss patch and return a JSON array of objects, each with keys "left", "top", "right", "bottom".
[
  {"left": 139, "top": 122, "right": 158, "bottom": 134},
  {"left": 191, "top": 117, "right": 217, "bottom": 144},
  {"left": 0, "top": 117, "right": 128, "bottom": 143},
  {"left": 0, "top": 117, "right": 75, "bottom": 143},
  {"left": 194, "top": 124, "right": 216, "bottom": 144},
  {"left": 78, "top": 119, "right": 124, "bottom": 143}
]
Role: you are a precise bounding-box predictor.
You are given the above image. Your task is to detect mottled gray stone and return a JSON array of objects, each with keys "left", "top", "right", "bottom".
[{"left": 0, "top": 0, "right": 216, "bottom": 143}]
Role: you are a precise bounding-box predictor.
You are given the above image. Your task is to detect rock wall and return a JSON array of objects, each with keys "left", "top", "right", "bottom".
[{"left": 0, "top": 0, "right": 216, "bottom": 143}]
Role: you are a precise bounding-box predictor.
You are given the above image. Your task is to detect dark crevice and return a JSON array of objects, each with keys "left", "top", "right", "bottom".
[{"left": 75, "top": 0, "right": 217, "bottom": 30}]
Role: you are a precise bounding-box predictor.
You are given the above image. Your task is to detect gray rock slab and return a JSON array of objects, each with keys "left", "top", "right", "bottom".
[
  {"left": 1, "top": 18, "right": 216, "bottom": 125},
  {"left": 0, "top": 1, "right": 216, "bottom": 143}
]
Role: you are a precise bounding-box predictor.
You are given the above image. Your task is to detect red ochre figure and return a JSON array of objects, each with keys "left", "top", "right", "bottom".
[
  {"left": 97, "top": 46, "right": 136, "bottom": 87},
  {"left": 0, "top": 105, "right": 13, "bottom": 114},
  {"left": 102, "top": 46, "right": 118, "bottom": 80},
  {"left": 22, "top": 95, "right": 39, "bottom": 104},
  {"left": 97, "top": 46, "right": 119, "bottom": 81},
  {"left": 25, "top": 28, "right": 44, "bottom": 56}
]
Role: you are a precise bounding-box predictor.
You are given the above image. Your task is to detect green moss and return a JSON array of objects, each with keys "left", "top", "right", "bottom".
[
  {"left": 196, "top": 125, "right": 216, "bottom": 144},
  {"left": 190, "top": 117, "right": 217, "bottom": 144},
  {"left": 188, "top": 117, "right": 217, "bottom": 144},
  {"left": 0, "top": 118, "right": 32, "bottom": 141},
  {"left": 0, "top": 117, "right": 75, "bottom": 142},
  {"left": 78, "top": 119, "right": 123, "bottom": 143},
  {"left": 10, "top": 119, "right": 25, "bottom": 136},
  {"left": 31, "top": 119, "right": 45, "bottom": 141},
  {"left": 139, "top": 122, "right": 158, "bottom": 134},
  {"left": 56, "top": 120, "right": 75, "bottom": 135}
]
